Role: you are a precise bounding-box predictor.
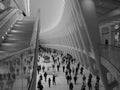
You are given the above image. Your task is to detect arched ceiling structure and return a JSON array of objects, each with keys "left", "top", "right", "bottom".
[
  {"left": 30, "top": 0, "right": 65, "bottom": 32},
  {"left": 39, "top": 0, "right": 95, "bottom": 67}
]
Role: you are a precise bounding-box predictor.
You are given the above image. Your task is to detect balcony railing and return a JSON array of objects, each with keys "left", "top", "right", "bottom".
[{"left": 98, "top": 43, "right": 120, "bottom": 74}]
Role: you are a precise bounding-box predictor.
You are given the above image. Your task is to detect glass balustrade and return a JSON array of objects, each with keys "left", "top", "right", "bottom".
[
  {"left": 0, "top": 49, "right": 34, "bottom": 90},
  {"left": 98, "top": 44, "right": 120, "bottom": 73}
]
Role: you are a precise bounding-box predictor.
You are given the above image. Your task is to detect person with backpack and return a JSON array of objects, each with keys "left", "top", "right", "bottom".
[{"left": 37, "top": 80, "right": 44, "bottom": 90}]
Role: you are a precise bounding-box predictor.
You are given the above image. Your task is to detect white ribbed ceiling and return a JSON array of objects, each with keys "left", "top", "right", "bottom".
[{"left": 30, "top": 0, "right": 65, "bottom": 32}]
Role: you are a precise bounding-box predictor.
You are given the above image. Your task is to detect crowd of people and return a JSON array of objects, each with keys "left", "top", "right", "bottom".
[{"left": 37, "top": 48, "right": 101, "bottom": 90}]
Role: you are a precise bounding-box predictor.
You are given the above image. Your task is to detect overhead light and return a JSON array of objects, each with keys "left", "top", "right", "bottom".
[
  {"left": 2, "top": 36, "right": 4, "bottom": 40},
  {"left": 114, "top": 24, "right": 119, "bottom": 29},
  {"left": 5, "top": 32, "right": 8, "bottom": 35},
  {"left": 8, "top": 28, "right": 11, "bottom": 32},
  {"left": 10, "top": 25, "right": 13, "bottom": 28}
]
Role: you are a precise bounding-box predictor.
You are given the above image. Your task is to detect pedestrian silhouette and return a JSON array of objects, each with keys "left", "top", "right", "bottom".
[
  {"left": 37, "top": 66, "right": 40, "bottom": 74},
  {"left": 81, "top": 82, "right": 86, "bottom": 90},
  {"left": 87, "top": 80, "right": 92, "bottom": 90},
  {"left": 80, "top": 67, "right": 84, "bottom": 75},
  {"left": 42, "top": 66, "right": 45, "bottom": 72},
  {"left": 39, "top": 74, "right": 43, "bottom": 80},
  {"left": 44, "top": 72, "right": 47, "bottom": 82},
  {"left": 48, "top": 78, "right": 51, "bottom": 87},
  {"left": 69, "top": 82, "right": 74, "bottom": 90},
  {"left": 95, "top": 82, "right": 99, "bottom": 90},
  {"left": 63, "top": 65, "right": 65, "bottom": 72},
  {"left": 72, "top": 67, "right": 75, "bottom": 74},
  {"left": 57, "top": 64, "right": 60, "bottom": 72},
  {"left": 73, "top": 75, "right": 77, "bottom": 84},
  {"left": 52, "top": 74, "right": 56, "bottom": 85},
  {"left": 82, "top": 75, "right": 86, "bottom": 82},
  {"left": 96, "top": 75, "right": 100, "bottom": 84},
  {"left": 66, "top": 75, "right": 70, "bottom": 84},
  {"left": 87, "top": 73, "right": 92, "bottom": 90},
  {"left": 37, "top": 81, "right": 43, "bottom": 90}
]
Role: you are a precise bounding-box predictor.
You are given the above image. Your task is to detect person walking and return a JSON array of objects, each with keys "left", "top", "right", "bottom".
[
  {"left": 52, "top": 74, "right": 56, "bottom": 85},
  {"left": 95, "top": 82, "right": 99, "bottom": 90},
  {"left": 72, "top": 67, "right": 75, "bottom": 74},
  {"left": 69, "top": 68, "right": 72, "bottom": 75},
  {"left": 75, "top": 67, "right": 79, "bottom": 75},
  {"left": 80, "top": 67, "right": 84, "bottom": 75},
  {"left": 73, "top": 75, "right": 77, "bottom": 84},
  {"left": 66, "top": 75, "right": 70, "bottom": 84},
  {"left": 39, "top": 74, "right": 43, "bottom": 81},
  {"left": 69, "top": 82, "right": 74, "bottom": 90},
  {"left": 48, "top": 78, "right": 51, "bottom": 87},
  {"left": 87, "top": 80, "right": 92, "bottom": 90},
  {"left": 95, "top": 75, "right": 100, "bottom": 90},
  {"left": 23, "top": 66, "right": 26, "bottom": 74},
  {"left": 52, "top": 64, "right": 55, "bottom": 70},
  {"left": 87, "top": 73, "right": 92, "bottom": 90},
  {"left": 96, "top": 75, "right": 100, "bottom": 84},
  {"left": 7, "top": 73, "right": 15, "bottom": 90},
  {"left": 81, "top": 82, "right": 86, "bottom": 90},
  {"left": 82, "top": 75, "right": 86, "bottom": 82},
  {"left": 42, "top": 65, "right": 45, "bottom": 72},
  {"left": 65, "top": 70, "right": 68, "bottom": 76},
  {"left": 62, "top": 65, "right": 65, "bottom": 72},
  {"left": 57, "top": 64, "right": 60, "bottom": 72},
  {"left": 44, "top": 72, "right": 47, "bottom": 82},
  {"left": 37, "top": 66, "right": 40, "bottom": 74},
  {"left": 37, "top": 80, "right": 43, "bottom": 90}
]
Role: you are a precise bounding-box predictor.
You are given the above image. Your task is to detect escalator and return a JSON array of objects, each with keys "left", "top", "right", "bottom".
[
  {"left": 0, "top": 8, "right": 40, "bottom": 90},
  {"left": 0, "top": 17, "right": 35, "bottom": 55}
]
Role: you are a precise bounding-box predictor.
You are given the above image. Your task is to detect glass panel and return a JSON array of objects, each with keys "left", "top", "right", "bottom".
[
  {"left": 98, "top": 44, "right": 120, "bottom": 73},
  {"left": 0, "top": 49, "right": 34, "bottom": 90}
]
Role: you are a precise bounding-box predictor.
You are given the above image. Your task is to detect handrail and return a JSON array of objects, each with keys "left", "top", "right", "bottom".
[
  {"left": 13, "top": 0, "right": 26, "bottom": 16},
  {"left": 105, "top": 58, "right": 120, "bottom": 75},
  {"left": 0, "top": 46, "right": 33, "bottom": 63},
  {"left": 30, "top": 9, "right": 40, "bottom": 48},
  {"left": 0, "top": 8, "right": 13, "bottom": 21},
  {"left": 98, "top": 43, "right": 120, "bottom": 49},
  {"left": 28, "top": 8, "right": 40, "bottom": 90},
  {"left": 0, "top": 9, "right": 19, "bottom": 28},
  {"left": 0, "top": 7, "right": 12, "bottom": 17}
]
